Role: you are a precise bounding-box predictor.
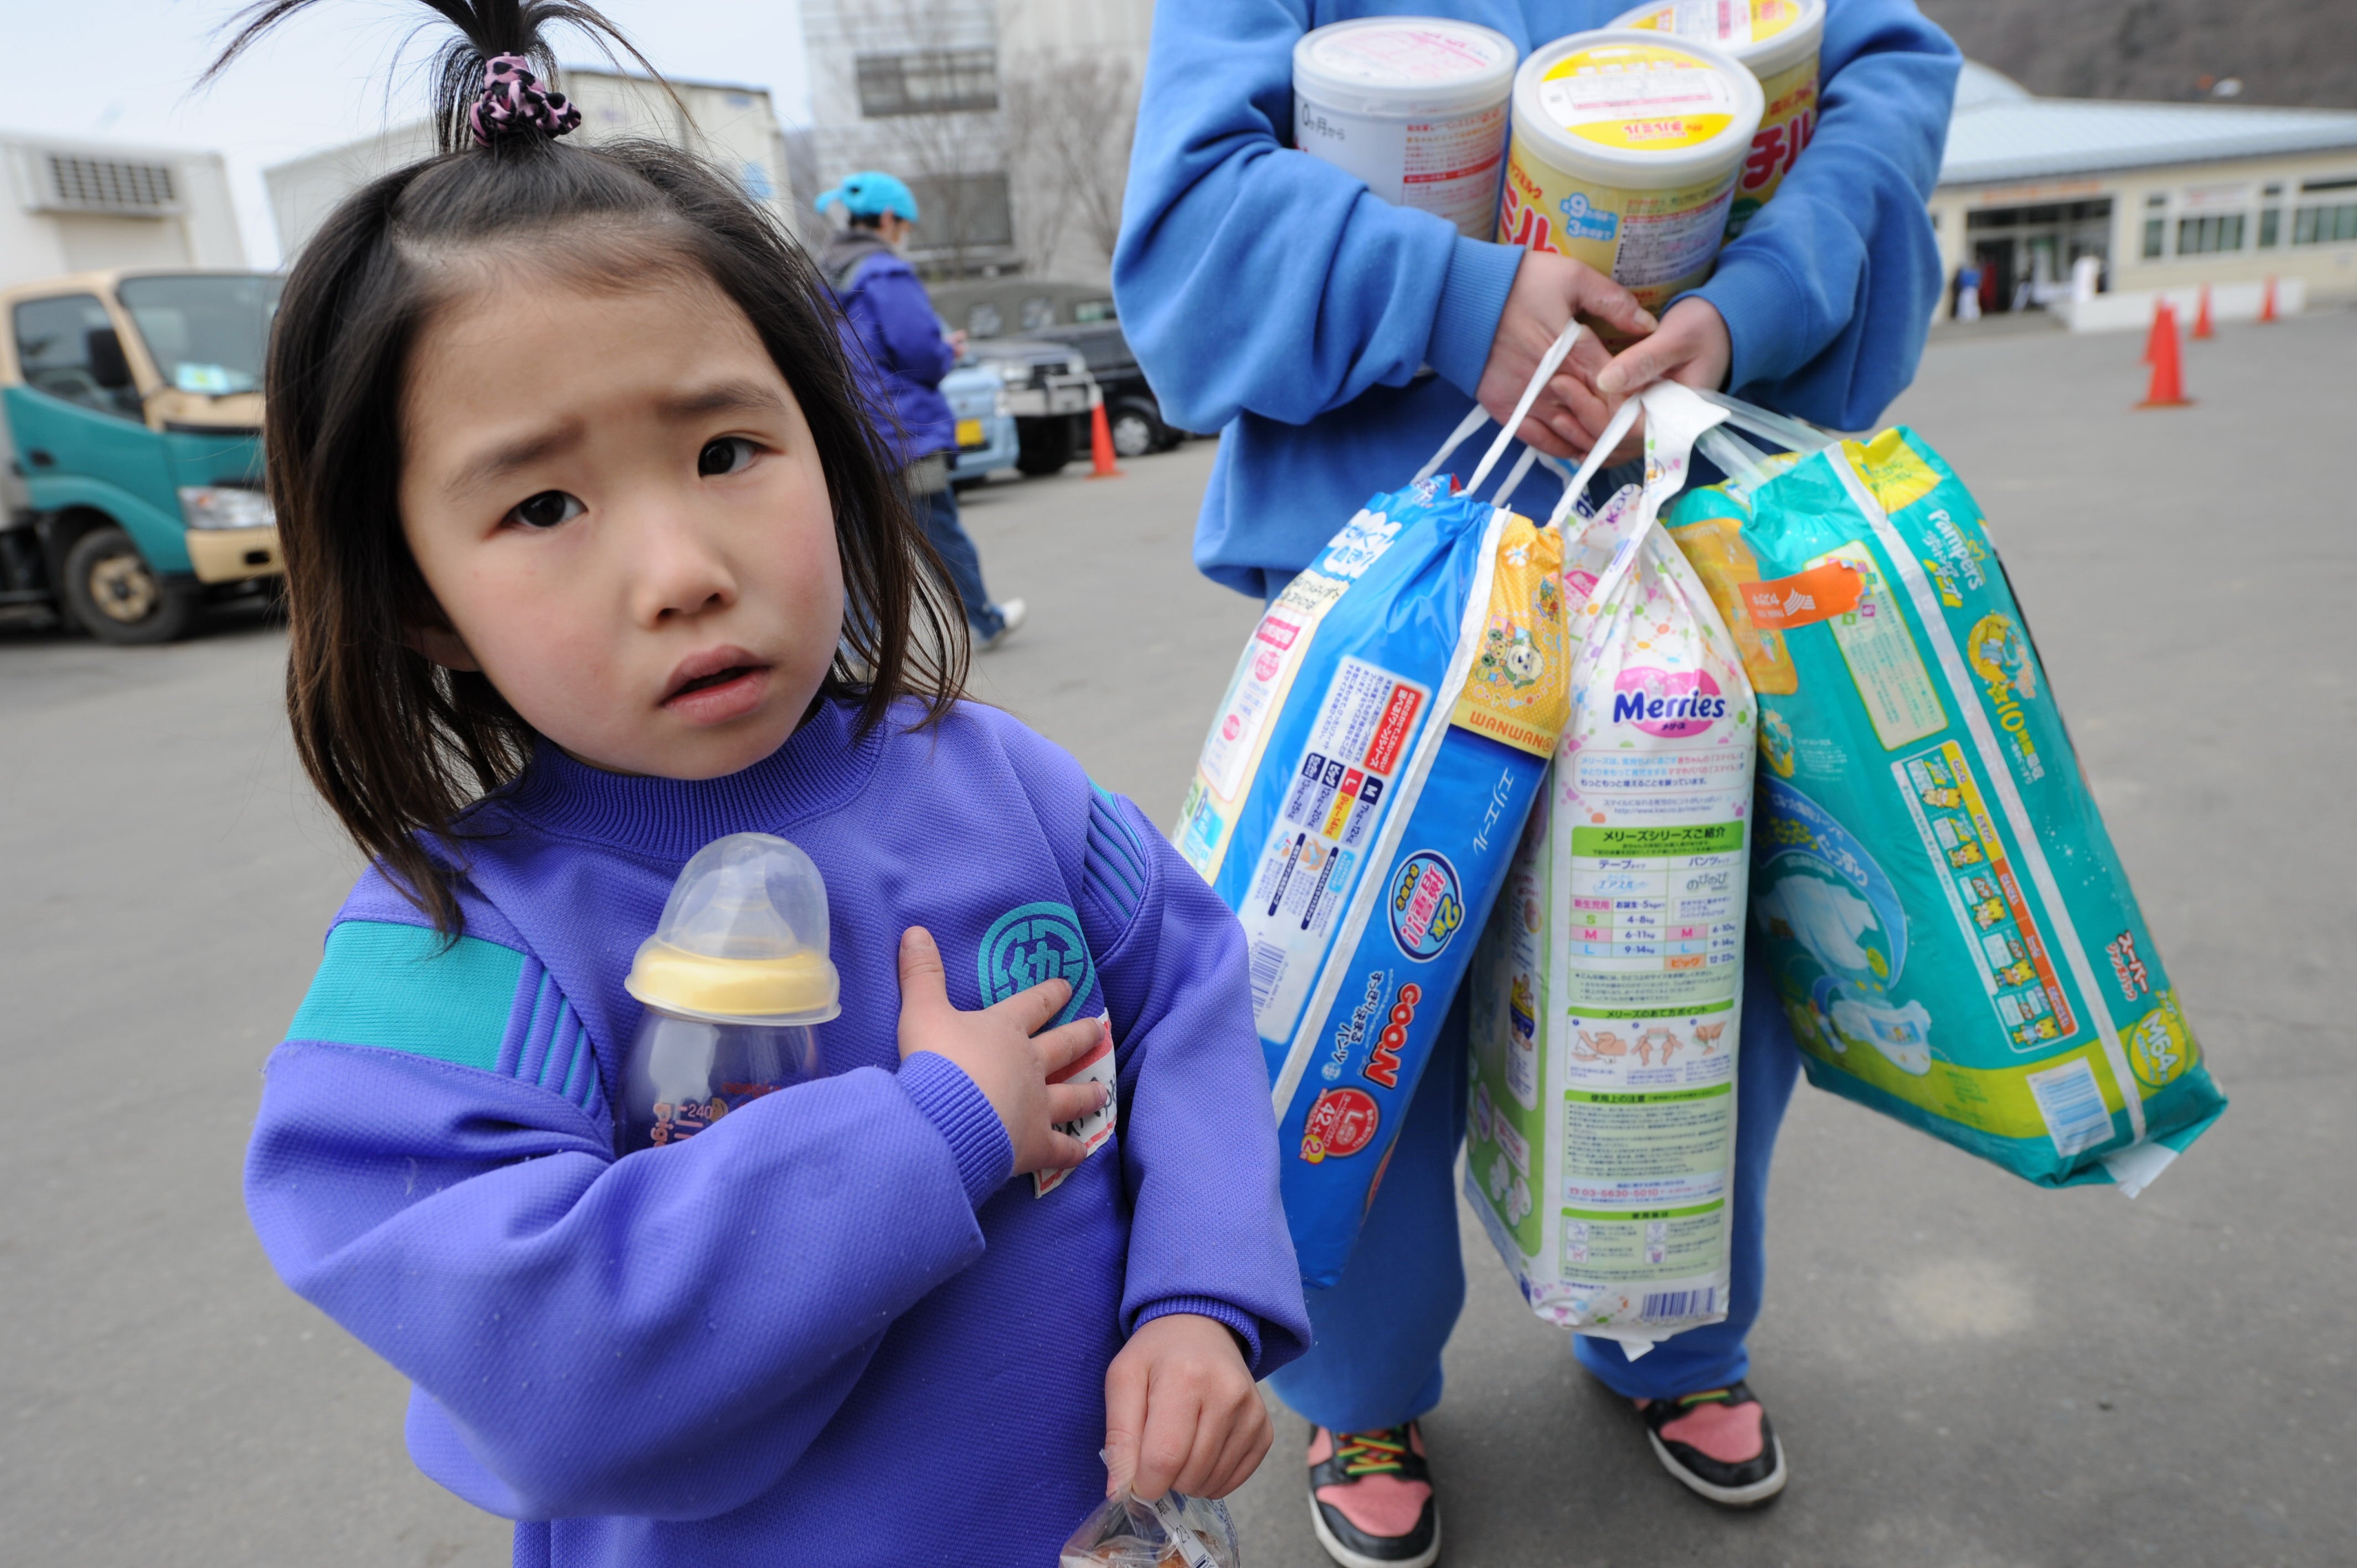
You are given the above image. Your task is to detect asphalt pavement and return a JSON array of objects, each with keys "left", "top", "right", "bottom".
[{"left": 3, "top": 308, "right": 2351, "bottom": 1567}]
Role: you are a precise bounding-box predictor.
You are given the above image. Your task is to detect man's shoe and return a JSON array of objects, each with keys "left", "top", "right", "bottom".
[
  {"left": 1635, "top": 1381, "right": 1788, "bottom": 1507},
  {"left": 977, "top": 597, "right": 1026, "bottom": 651},
  {"left": 1305, "top": 1422, "right": 1439, "bottom": 1568}
]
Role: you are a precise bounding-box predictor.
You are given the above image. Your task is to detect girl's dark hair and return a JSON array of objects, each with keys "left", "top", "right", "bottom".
[{"left": 208, "top": 1, "right": 967, "bottom": 933}]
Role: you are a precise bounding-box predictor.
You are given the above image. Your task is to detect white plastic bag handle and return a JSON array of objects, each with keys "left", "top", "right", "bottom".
[
  {"left": 1409, "top": 321, "right": 1587, "bottom": 489},
  {"left": 1689, "top": 387, "right": 1835, "bottom": 454}
]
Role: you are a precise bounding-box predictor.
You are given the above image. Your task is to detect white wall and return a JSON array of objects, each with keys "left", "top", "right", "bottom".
[{"left": 0, "top": 136, "right": 246, "bottom": 290}]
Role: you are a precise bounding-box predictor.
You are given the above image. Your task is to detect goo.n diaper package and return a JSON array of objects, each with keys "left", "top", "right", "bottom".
[
  {"left": 1466, "top": 385, "right": 1756, "bottom": 1345},
  {"left": 1176, "top": 329, "right": 1587, "bottom": 1288},
  {"left": 1663, "top": 414, "right": 2226, "bottom": 1192}
]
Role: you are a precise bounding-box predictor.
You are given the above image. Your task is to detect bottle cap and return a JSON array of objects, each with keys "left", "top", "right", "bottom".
[{"left": 624, "top": 833, "right": 842, "bottom": 1025}]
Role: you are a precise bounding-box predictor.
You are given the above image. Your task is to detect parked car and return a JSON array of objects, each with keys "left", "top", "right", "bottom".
[
  {"left": 939, "top": 362, "right": 1017, "bottom": 485},
  {"left": 1026, "top": 322, "right": 1184, "bottom": 459},
  {"left": 928, "top": 278, "right": 1116, "bottom": 342},
  {"left": 1, "top": 270, "right": 284, "bottom": 643},
  {"left": 958, "top": 337, "right": 1100, "bottom": 477}
]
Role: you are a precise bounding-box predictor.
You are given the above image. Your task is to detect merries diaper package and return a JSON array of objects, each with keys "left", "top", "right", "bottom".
[
  {"left": 1664, "top": 416, "right": 2226, "bottom": 1192},
  {"left": 1466, "top": 385, "right": 1754, "bottom": 1345},
  {"left": 1177, "top": 328, "right": 1587, "bottom": 1289}
]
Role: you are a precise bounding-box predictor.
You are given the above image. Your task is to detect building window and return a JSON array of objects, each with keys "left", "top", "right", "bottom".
[
  {"left": 2293, "top": 203, "right": 2357, "bottom": 244},
  {"left": 855, "top": 49, "right": 998, "bottom": 117},
  {"left": 2260, "top": 208, "right": 2280, "bottom": 247},
  {"left": 2142, "top": 219, "right": 2165, "bottom": 259},
  {"left": 899, "top": 172, "right": 1013, "bottom": 253},
  {"left": 2175, "top": 213, "right": 2245, "bottom": 255}
]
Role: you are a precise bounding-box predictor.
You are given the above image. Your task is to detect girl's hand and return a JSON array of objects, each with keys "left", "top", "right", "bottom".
[
  {"left": 897, "top": 927, "right": 1108, "bottom": 1176},
  {"left": 1478, "top": 251, "right": 1656, "bottom": 460},
  {"left": 1103, "top": 1313, "right": 1272, "bottom": 1501}
]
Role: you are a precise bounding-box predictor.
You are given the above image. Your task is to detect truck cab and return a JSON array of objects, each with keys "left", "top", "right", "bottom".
[{"left": 1, "top": 270, "right": 284, "bottom": 643}]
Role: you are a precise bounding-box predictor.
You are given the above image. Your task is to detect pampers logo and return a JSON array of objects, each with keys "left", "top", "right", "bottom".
[
  {"left": 1609, "top": 668, "right": 1727, "bottom": 739},
  {"left": 1557, "top": 192, "right": 1618, "bottom": 243},
  {"left": 1388, "top": 851, "right": 1464, "bottom": 961}
]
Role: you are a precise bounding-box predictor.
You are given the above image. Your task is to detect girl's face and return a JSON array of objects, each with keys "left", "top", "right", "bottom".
[{"left": 398, "top": 262, "right": 843, "bottom": 780}]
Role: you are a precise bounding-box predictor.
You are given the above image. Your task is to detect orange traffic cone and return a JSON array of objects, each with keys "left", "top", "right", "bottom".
[
  {"left": 2140, "top": 298, "right": 2166, "bottom": 364},
  {"left": 2191, "top": 283, "right": 2214, "bottom": 339},
  {"left": 2260, "top": 276, "right": 2279, "bottom": 323},
  {"left": 2137, "top": 299, "right": 2193, "bottom": 409},
  {"left": 1087, "top": 400, "right": 1121, "bottom": 478}
]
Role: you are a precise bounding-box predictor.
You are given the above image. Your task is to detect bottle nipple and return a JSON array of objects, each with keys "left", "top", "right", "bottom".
[{"left": 624, "top": 833, "right": 841, "bottom": 1024}]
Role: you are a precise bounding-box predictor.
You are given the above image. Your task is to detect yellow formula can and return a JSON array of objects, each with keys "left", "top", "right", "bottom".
[
  {"left": 1499, "top": 30, "right": 1763, "bottom": 336},
  {"left": 1612, "top": 0, "right": 1826, "bottom": 237}
]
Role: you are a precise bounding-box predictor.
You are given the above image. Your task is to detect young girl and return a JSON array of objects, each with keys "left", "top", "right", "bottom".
[{"left": 221, "top": 4, "right": 1306, "bottom": 1561}]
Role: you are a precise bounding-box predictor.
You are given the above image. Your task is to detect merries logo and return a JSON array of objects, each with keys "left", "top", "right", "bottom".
[{"left": 1609, "top": 668, "right": 1726, "bottom": 738}]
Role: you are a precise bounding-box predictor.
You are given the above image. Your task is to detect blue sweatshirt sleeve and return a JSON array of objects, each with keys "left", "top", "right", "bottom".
[
  {"left": 1111, "top": 0, "right": 1526, "bottom": 432},
  {"left": 860, "top": 264, "right": 958, "bottom": 391},
  {"left": 1691, "top": 0, "right": 1961, "bottom": 427},
  {"left": 1074, "top": 787, "right": 1311, "bottom": 1377},
  {"left": 244, "top": 915, "right": 1011, "bottom": 1521}
]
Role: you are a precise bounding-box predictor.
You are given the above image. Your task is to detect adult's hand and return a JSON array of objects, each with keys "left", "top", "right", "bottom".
[
  {"left": 1475, "top": 251, "right": 1655, "bottom": 460},
  {"left": 1574, "top": 296, "right": 1734, "bottom": 467}
]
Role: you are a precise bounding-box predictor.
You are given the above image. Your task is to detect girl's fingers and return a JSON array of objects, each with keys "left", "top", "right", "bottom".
[
  {"left": 1036, "top": 1012, "right": 1110, "bottom": 1070},
  {"left": 1571, "top": 269, "right": 1657, "bottom": 338},
  {"left": 1202, "top": 1392, "right": 1273, "bottom": 1499},
  {"left": 1044, "top": 1079, "right": 1109, "bottom": 1125},
  {"left": 1130, "top": 1383, "right": 1201, "bottom": 1502},
  {"left": 896, "top": 928, "right": 948, "bottom": 1010},
  {"left": 1103, "top": 1354, "right": 1147, "bottom": 1498},
  {"left": 1035, "top": 1127, "right": 1089, "bottom": 1171},
  {"left": 989, "top": 974, "right": 1074, "bottom": 1034}
]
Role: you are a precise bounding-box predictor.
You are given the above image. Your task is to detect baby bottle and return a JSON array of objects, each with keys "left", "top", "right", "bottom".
[{"left": 619, "top": 833, "right": 841, "bottom": 1154}]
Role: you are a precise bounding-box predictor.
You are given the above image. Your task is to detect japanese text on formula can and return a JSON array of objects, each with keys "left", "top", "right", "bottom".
[
  {"left": 1293, "top": 17, "right": 1517, "bottom": 240},
  {"left": 1499, "top": 30, "right": 1763, "bottom": 336},
  {"left": 1612, "top": 0, "right": 1826, "bottom": 236}
]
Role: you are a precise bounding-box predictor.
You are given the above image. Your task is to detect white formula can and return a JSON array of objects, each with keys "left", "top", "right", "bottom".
[
  {"left": 1610, "top": 0, "right": 1827, "bottom": 236},
  {"left": 1293, "top": 17, "right": 1518, "bottom": 240},
  {"left": 1499, "top": 29, "right": 1763, "bottom": 342}
]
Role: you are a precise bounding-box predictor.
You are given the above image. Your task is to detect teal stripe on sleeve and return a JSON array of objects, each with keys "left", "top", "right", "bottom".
[{"left": 288, "top": 920, "right": 526, "bottom": 1071}]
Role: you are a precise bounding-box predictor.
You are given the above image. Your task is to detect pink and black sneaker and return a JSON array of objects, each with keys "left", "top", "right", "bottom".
[
  {"left": 1305, "top": 1422, "right": 1440, "bottom": 1568},
  {"left": 1635, "top": 1381, "right": 1788, "bottom": 1507}
]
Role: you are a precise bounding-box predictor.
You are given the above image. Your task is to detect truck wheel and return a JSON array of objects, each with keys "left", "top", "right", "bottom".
[
  {"left": 1015, "top": 418, "right": 1074, "bottom": 477},
  {"left": 62, "top": 527, "right": 200, "bottom": 644},
  {"left": 1109, "top": 399, "right": 1162, "bottom": 460}
]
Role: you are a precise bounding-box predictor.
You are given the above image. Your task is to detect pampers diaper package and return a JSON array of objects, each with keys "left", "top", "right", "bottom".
[
  {"left": 1176, "top": 329, "right": 1586, "bottom": 1288},
  {"left": 1466, "top": 385, "right": 1756, "bottom": 1346},
  {"left": 1664, "top": 419, "right": 2226, "bottom": 1192}
]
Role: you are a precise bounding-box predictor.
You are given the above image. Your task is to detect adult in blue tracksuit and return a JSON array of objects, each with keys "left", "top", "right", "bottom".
[
  {"left": 1115, "top": 3, "right": 1958, "bottom": 1561},
  {"left": 820, "top": 172, "right": 1024, "bottom": 648}
]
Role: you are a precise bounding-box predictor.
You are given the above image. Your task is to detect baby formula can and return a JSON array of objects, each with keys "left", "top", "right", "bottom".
[
  {"left": 1293, "top": 17, "right": 1517, "bottom": 240},
  {"left": 1499, "top": 29, "right": 1763, "bottom": 337},
  {"left": 1610, "top": 0, "right": 1826, "bottom": 236}
]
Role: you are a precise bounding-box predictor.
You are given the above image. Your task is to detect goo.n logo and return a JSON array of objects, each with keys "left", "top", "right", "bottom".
[
  {"left": 979, "top": 901, "right": 1094, "bottom": 1027},
  {"left": 1610, "top": 668, "right": 1727, "bottom": 738},
  {"left": 1388, "top": 851, "right": 1463, "bottom": 961}
]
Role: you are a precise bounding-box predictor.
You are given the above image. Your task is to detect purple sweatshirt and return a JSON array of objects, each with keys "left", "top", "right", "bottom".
[{"left": 246, "top": 698, "right": 1309, "bottom": 1565}]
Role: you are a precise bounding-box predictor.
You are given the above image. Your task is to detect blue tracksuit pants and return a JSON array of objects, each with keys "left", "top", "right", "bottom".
[{"left": 1266, "top": 955, "right": 1802, "bottom": 1432}]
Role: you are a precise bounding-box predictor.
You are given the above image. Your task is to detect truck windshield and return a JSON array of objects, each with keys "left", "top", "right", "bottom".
[{"left": 116, "top": 274, "right": 283, "bottom": 397}]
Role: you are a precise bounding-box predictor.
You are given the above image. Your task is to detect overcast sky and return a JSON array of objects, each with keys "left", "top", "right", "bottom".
[{"left": 0, "top": 0, "right": 814, "bottom": 267}]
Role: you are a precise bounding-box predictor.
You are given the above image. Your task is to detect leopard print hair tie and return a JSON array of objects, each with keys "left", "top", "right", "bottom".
[{"left": 469, "top": 54, "right": 583, "bottom": 146}]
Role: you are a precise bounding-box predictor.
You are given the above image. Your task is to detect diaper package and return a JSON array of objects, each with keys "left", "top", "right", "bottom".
[
  {"left": 1664, "top": 414, "right": 2226, "bottom": 1192},
  {"left": 1466, "top": 385, "right": 1756, "bottom": 1344},
  {"left": 1176, "top": 329, "right": 1583, "bottom": 1288}
]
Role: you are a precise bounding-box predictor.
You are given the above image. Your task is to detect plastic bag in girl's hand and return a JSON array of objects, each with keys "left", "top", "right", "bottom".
[{"left": 1059, "top": 1489, "right": 1241, "bottom": 1568}]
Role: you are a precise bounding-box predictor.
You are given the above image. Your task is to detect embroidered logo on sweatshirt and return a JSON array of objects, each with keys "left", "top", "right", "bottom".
[{"left": 980, "top": 901, "right": 1094, "bottom": 1027}]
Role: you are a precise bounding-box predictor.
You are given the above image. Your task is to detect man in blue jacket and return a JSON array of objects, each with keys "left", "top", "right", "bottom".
[
  {"left": 1115, "top": 4, "right": 1958, "bottom": 1562},
  {"left": 820, "top": 172, "right": 1025, "bottom": 649}
]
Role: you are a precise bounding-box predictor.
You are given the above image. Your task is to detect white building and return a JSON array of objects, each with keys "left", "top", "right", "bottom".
[
  {"left": 0, "top": 134, "right": 246, "bottom": 288},
  {"left": 1933, "top": 61, "right": 2357, "bottom": 319},
  {"left": 796, "top": 0, "right": 1154, "bottom": 282},
  {"left": 265, "top": 69, "right": 799, "bottom": 264}
]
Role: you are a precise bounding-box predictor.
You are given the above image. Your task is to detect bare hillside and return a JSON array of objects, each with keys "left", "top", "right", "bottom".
[{"left": 1917, "top": 0, "right": 2357, "bottom": 110}]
